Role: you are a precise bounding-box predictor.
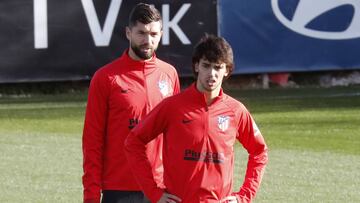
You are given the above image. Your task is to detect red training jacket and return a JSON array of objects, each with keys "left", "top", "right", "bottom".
[
  {"left": 125, "top": 84, "right": 268, "bottom": 203},
  {"left": 82, "top": 50, "right": 180, "bottom": 202}
]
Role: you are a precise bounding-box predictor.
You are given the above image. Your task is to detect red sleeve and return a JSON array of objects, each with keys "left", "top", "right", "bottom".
[
  {"left": 82, "top": 70, "right": 110, "bottom": 202},
  {"left": 124, "top": 100, "right": 169, "bottom": 203},
  {"left": 234, "top": 110, "right": 268, "bottom": 203}
]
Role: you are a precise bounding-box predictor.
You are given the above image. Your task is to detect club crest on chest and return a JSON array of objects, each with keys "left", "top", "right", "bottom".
[
  {"left": 218, "top": 115, "right": 229, "bottom": 132},
  {"left": 158, "top": 80, "right": 170, "bottom": 97}
]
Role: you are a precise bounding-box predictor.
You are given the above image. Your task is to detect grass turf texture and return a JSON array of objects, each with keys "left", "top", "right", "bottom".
[{"left": 0, "top": 86, "right": 359, "bottom": 202}]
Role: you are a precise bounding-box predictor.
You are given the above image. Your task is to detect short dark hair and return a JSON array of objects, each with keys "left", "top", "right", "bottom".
[
  {"left": 192, "top": 34, "right": 234, "bottom": 79},
  {"left": 128, "top": 3, "right": 162, "bottom": 28}
]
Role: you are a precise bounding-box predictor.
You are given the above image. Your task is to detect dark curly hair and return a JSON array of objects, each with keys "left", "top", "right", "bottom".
[{"left": 192, "top": 34, "right": 234, "bottom": 80}]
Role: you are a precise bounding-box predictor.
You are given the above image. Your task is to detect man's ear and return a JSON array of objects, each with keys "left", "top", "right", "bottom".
[
  {"left": 194, "top": 63, "right": 199, "bottom": 72},
  {"left": 224, "top": 68, "right": 229, "bottom": 77},
  {"left": 125, "top": 27, "right": 131, "bottom": 40},
  {"left": 223, "top": 64, "right": 229, "bottom": 77}
]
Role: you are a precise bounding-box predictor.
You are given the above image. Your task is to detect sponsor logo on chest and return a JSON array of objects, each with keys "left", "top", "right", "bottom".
[{"left": 184, "top": 149, "right": 225, "bottom": 164}]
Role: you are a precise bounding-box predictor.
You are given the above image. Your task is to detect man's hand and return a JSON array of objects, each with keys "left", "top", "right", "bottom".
[
  {"left": 157, "top": 192, "right": 182, "bottom": 203},
  {"left": 220, "top": 195, "right": 238, "bottom": 203}
]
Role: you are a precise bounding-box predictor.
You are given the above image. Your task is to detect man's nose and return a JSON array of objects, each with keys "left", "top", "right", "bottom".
[
  {"left": 143, "top": 34, "right": 151, "bottom": 44},
  {"left": 210, "top": 67, "right": 217, "bottom": 76}
]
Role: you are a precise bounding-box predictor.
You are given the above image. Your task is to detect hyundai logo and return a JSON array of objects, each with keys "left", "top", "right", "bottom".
[{"left": 271, "top": 0, "right": 360, "bottom": 40}]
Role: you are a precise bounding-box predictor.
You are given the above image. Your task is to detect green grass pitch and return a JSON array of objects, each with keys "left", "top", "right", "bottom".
[{"left": 0, "top": 86, "right": 359, "bottom": 202}]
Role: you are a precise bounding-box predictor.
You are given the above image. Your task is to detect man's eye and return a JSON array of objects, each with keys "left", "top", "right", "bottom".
[{"left": 202, "top": 64, "right": 210, "bottom": 68}]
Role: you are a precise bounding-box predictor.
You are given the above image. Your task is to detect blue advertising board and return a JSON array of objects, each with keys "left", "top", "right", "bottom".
[{"left": 219, "top": 0, "right": 360, "bottom": 74}]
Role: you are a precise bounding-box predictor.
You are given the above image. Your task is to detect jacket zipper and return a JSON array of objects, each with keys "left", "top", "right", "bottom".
[
  {"left": 143, "top": 65, "right": 150, "bottom": 113},
  {"left": 204, "top": 101, "right": 209, "bottom": 140}
]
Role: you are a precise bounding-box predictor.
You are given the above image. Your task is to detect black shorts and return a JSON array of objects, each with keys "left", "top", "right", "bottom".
[{"left": 101, "top": 190, "right": 151, "bottom": 203}]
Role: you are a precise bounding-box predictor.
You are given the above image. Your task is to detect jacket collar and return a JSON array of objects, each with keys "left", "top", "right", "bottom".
[
  {"left": 120, "top": 49, "right": 157, "bottom": 70},
  {"left": 188, "top": 83, "right": 224, "bottom": 107}
]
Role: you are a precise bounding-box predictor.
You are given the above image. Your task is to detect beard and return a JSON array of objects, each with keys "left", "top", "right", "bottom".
[{"left": 131, "top": 42, "right": 156, "bottom": 60}]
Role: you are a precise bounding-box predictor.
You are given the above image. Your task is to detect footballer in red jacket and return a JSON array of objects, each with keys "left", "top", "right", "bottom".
[
  {"left": 82, "top": 3, "right": 180, "bottom": 203},
  {"left": 125, "top": 35, "right": 268, "bottom": 203}
]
